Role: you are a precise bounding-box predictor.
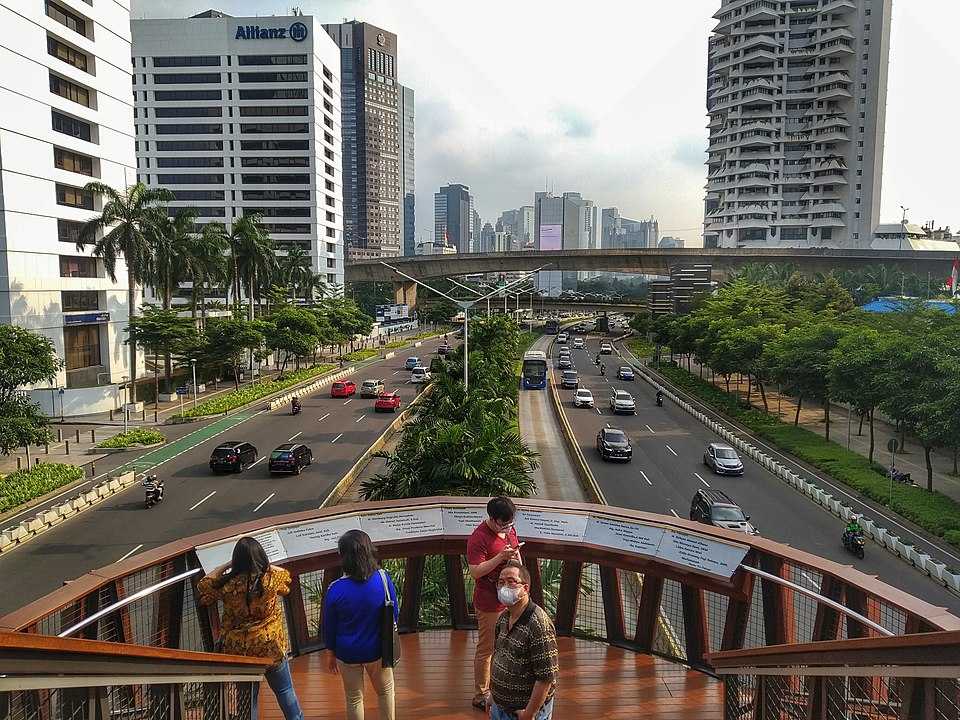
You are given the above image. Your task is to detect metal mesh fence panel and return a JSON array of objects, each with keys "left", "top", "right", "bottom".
[
  {"left": 3, "top": 688, "right": 89, "bottom": 720},
  {"left": 786, "top": 563, "right": 822, "bottom": 645},
  {"left": 742, "top": 577, "right": 766, "bottom": 649},
  {"left": 223, "top": 682, "right": 253, "bottom": 720},
  {"left": 703, "top": 590, "right": 728, "bottom": 654},
  {"left": 178, "top": 578, "right": 206, "bottom": 652},
  {"left": 935, "top": 678, "right": 960, "bottom": 720},
  {"left": 572, "top": 563, "right": 604, "bottom": 639},
  {"left": 652, "top": 578, "right": 686, "bottom": 662},
  {"left": 181, "top": 682, "right": 222, "bottom": 720},
  {"left": 760, "top": 674, "right": 811, "bottom": 720},
  {"left": 724, "top": 674, "right": 756, "bottom": 720},
  {"left": 618, "top": 569, "right": 643, "bottom": 641},
  {"left": 824, "top": 675, "right": 904, "bottom": 720},
  {"left": 298, "top": 569, "right": 325, "bottom": 640},
  {"left": 106, "top": 683, "right": 171, "bottom": 720},
  {"left": 870, "top": 597, "right": 907, "bottom": 636}
]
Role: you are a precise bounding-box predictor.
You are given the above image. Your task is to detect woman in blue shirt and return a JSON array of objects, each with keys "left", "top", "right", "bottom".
[{"left": 323, "top": 529, "right": 400, "bottom": 720}]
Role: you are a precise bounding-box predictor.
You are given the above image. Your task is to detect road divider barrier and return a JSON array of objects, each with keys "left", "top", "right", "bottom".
[
  {"left": 269, "top": 366, "right": 356, "bottom": 411},
  {"left": 618, "top": 341, "right": 960, "bottom": 598},
  {"left": 0, "top": 471, "right": 137, "bottom": 556}
]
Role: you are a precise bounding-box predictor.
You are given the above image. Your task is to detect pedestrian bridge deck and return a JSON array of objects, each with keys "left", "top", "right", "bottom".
[{"left": 259, "top": 630, "right": 721, "bottom": 720}]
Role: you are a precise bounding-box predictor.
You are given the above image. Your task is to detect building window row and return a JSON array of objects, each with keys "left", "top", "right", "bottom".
[
  {"left": 62, "top": 290, "right": 99, "bottom": 311},
  {"left": 58, "top": 219, "right": 83, "bottom": 244},
  {"left": 237, "top": 54, "right": 307, "bottom": 66},
  {"left": 49, "top": 72, "right": 91, "bottom": 107},
  {"left": 242, "top": 190, "right": 311, "bottom": 201},
  {"left": 237, "top": 71, "right": 307, "bottom": 83},
  {"left": 59, "top": 255, "right": 98, "bottom": 278},
  {"left": 155, "top": 173, "right": 224, "bottom": 184},
  {"left": 154, "top": 89, "right": 223, "bottom": 101},
  {"left": 155, "top": 140, "right": 223, "bottom": 152},
  {"left": 153, "top": 55, "right": 220, "bottom": 67},
  {"left": 54, "top": 147, "right": 94, "bottom": 176},
  {"left": 170, "top": 190, "right": 225, "bottom": 201},
  {"left": 241, "top": 173, "right": 310, "bottom": 185},
  {"left": 168, "top": 206, "right": 225, "bottom": 217},
  {"left": 154, "top": 123, "right": 222, "bottom": 134},
  {"left": 262, "top": 223, "right": 311, "bottom": 234},
  {"left": 48, "top": 36, "right": 89, "bottom": 73},
  {"left": 239, "top": 122, "right": 308, "bottom": 134},
  {"left": 56, "top": 183, "right": 94, "bottom": 209},
  {"left": 238, "top": 105, "right": 308, "bottom": 117},
  {"left": 241, "top": 156, "right": 309, "bottom": 167},
  {"left": 238, "top": 88, "right": 308, "bottom": 100},
  {"left": 52, "top": 110, "right": 92, "bottom": 142},
  {"left": 153, "top": 106, "right": 222, "bottom": 118},
  {"left": 239, "top": 139, "right": 309, "bottom": 151},
  {"left": 243, "top": 207, "right": 311, "bottom": 217},
  {"left": 46, "top": 1, "right": 88, "bottom": 38},
  {"left": 155, "top": 156, "right": 223, "bottom": 168},
  {"left": 154, "top": 73, "right": 221, "bottom": 84}
]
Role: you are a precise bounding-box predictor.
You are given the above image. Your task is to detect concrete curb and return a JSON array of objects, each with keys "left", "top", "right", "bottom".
[
  {"left": 617, "top": 342, "right": 960, "bottom": 597},
  {"left": 88, "top": 441, "right": 165, "bottom": 455},
  {"left": 0, "top": 471, "right": 137, "bottom": 556},
  {"left": 269, "top": 366, "right": 356, "bottom": 411}
]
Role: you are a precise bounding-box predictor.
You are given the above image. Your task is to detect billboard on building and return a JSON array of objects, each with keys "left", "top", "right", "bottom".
[
  {"left": 375, "top": 304, "right": 410, "bottom": 324},
  {"left": 539, "top": 223, "right": 562, "bottom": 250}
]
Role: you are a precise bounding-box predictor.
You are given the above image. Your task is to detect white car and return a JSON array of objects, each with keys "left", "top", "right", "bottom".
[
  {"left": 600, "top": 342, "right": 614, "bottom": 355},
  {"left": 609, "top": 390, "right": 637, "bottom": 415},
  {"left": 557, "top": 332, "right": 568, "bottom": 343},
  {"left": 573, "top": 389, "right": 594, "bottom": 408},
  {"left": 410, "top": 366, "right": 431, "bottom": 384},
  {"left": 573, "top": 338, "right": 585, "bottom": 349}
]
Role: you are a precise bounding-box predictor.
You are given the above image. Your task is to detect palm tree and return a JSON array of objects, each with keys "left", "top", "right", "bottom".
[
  {"left": 77, "top": 182, "right": 173, "bottom": 403},
  {"left": 228, "top": 214, "right": 276, "bottom": 319},
  {"left": 150, "top": 207, "right": 198, "bottom": 310},
  {"left": 182, "top": 222, "right": 229, "bottom": 326},
  {"left": 279, "top": 245, "right": 312, "bottom": 301}
]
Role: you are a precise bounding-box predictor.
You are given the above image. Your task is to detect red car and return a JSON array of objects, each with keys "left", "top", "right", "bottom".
[
  {"left": 331, "top": 380, "right": 357, "bottom": 398},
  {"left": 374, "top": 392, "right": 402, "bottom": 412}
]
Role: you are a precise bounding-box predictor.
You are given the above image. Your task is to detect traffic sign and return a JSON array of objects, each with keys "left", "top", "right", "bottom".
[
  {"left": 887, "top": 438, "right": 900, "bottom": 454},
  {"left": 176, "top": 386, "right": 188, "bottom": 396}
]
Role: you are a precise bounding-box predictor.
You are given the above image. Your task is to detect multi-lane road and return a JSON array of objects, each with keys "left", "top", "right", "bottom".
[
  {"left": 554, "top": 332, "right": 960, "bottom": 614},
  {"left": 0, "top": 339, "right": 444, "bottom": 614}
]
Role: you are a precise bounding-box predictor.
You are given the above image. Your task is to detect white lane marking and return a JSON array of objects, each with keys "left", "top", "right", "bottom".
[
  {"left": 250, "top": 456, "right": 267, "bottom": 468},
  {"left": 670, "top": 508, "right": 680, "bottom": 518},
  {"left": 332, "top": 433, "right": 344, "bottom": 443},
  {"left": 343, "top": 398, "right": 353, "bottom": 405},
  {"left": 189, "top": 491, "right": 216, "bottom": 511},
  {"left": 254, "top": 493, "right": 275, "bottom": 513},
  {"left": 595, "top": 408, "right": 602, "bottom": 415},
  {"left": 694, "top": 472, "right": 710, "bottom": 487},
  {"left": 392, "top": 371, "right": 400, "bottom": 375},
  {"left": 317, "top": 413, "right": 330, "bottom": 422},
  {"left": 646, "top": 424, "right": 655, "bottom": 434},
  {"left": 288, "top": 431, "right": 303, "bottom": 441},
  {"left": 116, "top": 544, "right": 143, "bottom": 563},
  {"left": 665, "top": 444, "right": 678, "bottom": 457},
  {"left": 640, "top": 471, "right": 653, "bottom": 486},
  {"left": 355, "top": 415, "right": 365, "bottom": 423}
]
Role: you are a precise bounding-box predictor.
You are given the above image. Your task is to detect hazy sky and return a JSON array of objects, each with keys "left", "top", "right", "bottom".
[{"left": 132, "top": 1, "right": 960, "bottom": 246}]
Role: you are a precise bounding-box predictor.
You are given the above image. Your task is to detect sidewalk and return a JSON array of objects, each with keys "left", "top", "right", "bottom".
[{"left": 677, "top": 356, "right": 960, "bottom": 503}]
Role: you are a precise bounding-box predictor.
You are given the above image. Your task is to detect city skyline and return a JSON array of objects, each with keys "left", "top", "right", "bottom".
[{"left": 131, "top": 0, "right": 960, "bottom": 248}]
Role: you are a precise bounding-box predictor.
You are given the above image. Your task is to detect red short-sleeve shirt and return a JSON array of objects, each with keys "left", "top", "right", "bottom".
[{"left": 467, "top": 521, "right": 520, "bottom": 613}]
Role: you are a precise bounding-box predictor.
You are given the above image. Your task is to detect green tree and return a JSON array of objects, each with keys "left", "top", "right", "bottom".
[
  {"left": 200, "top": 319, "right": 267, "bottom": 389},
  {"left": 0, "top": 327, "right": 62, "bottom": 454},
  {"left": 828, "top": 327, "right": 891, "bottom": 463},
  {"left": 228, "top": 214, "right": 276, "bottom": 319},
  {"left": 279, "top": 246, "right": 313, "bottom": 302},
  {"left": 150, "top": 207, "right": 198, "bottom": 310},
  {"left": 265, "top": 306, "right": 324, "bottom": 374},
  {"left": 348, "top": 281, "right": 394, "bottom": 316},
  {"left": 76, "top": 182, "right": 174, "bottom": 402},
  {"left": 126, "top": 305, "right": 199, "bottom": 398},
  {"left": 181, "top": 221, "right": 229, "bottom": 325}
]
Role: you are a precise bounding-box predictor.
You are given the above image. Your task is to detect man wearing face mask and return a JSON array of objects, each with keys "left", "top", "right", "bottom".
[
  {"left": 487, "top": 562, "right": 559, "bottom": 720},
  {"left": 467, "top": 497, "right": 522, "bottom": 711}
]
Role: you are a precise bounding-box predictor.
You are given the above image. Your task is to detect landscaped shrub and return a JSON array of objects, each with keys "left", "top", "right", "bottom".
[
  {"left": 96, "top": 428, "right": 166, "bottom": 449},
  {"left": 178, "top": 364, "right": 335, "bottom": 418},
  {"left": 343, "top": 349, "right": 378, "bottom": 362},
  {"left": 0, "top": 463, "right": 84, "bottom": 513}
]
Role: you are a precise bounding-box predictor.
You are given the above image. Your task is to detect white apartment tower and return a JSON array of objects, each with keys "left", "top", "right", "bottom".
[
  {"left": 0, "top": 0, "right": 138, "bottom": 416},
  {"left": 703, "top": 0, "right": 892, "bottom": 249},
  {"left": 131, "top": 11, "right": 345, "bottom": 307}
]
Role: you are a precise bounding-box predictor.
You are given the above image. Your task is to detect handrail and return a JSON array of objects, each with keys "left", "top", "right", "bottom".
[
  {"left": 738, "top": 564, "right": 893, "bottom": 637},
  {"left": 57, "top": 567, "right": 202, "bottom": 638}
]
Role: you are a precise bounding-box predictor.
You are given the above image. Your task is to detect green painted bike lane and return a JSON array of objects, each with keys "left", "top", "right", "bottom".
[{"left": 111, "top": 410, "right": 262, "bottom": 477}]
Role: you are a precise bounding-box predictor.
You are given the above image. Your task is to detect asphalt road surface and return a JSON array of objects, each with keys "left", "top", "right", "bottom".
[
  {"left": 555, "top": 333, "right": 960, "bottom": 615},
  {"left": 0, "top": 340, "right": 444, "bottom": 614}
]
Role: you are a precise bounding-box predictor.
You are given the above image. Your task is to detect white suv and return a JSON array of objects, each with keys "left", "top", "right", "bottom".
[
  {"left": 410, "top": 366, "right": 431, "bottom": 384},
  {"left": 573, "top": 389, "right": 594, "bottom": 408},
  {"left": 609, "top": 390, "right": 636, "bottom": 415}
]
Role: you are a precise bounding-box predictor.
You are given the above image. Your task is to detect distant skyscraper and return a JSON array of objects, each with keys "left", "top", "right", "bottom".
[
  {"left": 703, "top": 0, "right": 892, "bottom": 249},
  {"left": 601, "top": 208, "right": 658, "bottom": 249},
  {"left": 434, "top": 183, "right": 472, "bottom": 253},
  {"left": 399, "top": 84, "right": 415, "bottom": 256},
  {"left": 481, "top": 222, "right": 495, "bottom": 253},
  {"left": 471, "top": 208, "right": 481, "bottom": 254},
  {"left": 324, "top": 21, "right": 401, "bottom": 258},
  {"left": 499, "top": 206, "right": 535, "bottom": 249},
  {"left": 534, "top": 191, "right": 596, "bottom": 295},
  {"left": 659, "top": 236, "right": 684, "bottom": 249}
]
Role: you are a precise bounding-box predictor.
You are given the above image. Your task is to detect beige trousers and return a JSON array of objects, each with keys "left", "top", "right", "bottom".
[
  {"left": 474, "top": 608, "right": 503, "bottom": 701},
  {"left": 337, "top": 660, "right": 395, "bottom": 720}
]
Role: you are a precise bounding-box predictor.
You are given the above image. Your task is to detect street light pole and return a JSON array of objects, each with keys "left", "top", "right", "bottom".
[
  {"left": 190, "top": 358, "right": 198, "bottom": 409},
  {"left": 899, "top": 205, "right": 909, "bottom": 252}
]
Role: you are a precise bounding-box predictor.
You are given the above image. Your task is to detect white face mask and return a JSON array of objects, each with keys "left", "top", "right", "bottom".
[{"left": 497, "top": 585, "right": 522, "bottom": 606}]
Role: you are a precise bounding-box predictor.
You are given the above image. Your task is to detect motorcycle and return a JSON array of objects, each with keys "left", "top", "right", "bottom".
[
  {"left": 291, "top": 399, "right": 302, "bottom": 416},
  {"left": 842, "top": 529, "right": 865, "bottom": 559},
  {"left": 143, "top": 475, "right": 164, "bottom": 510},
  {"left": 600, "top": 365, "right": 606, "bottom": 376},
  {"left": 656, "top": 393, "right": 664, "bottom": 407},
  {"left": 889, "top": 467, "right": 913, "bottom": 485}
]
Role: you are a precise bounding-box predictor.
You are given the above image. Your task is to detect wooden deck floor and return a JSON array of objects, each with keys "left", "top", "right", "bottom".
[{"left": 260, "top": 630, "right": 722, "bottom": 719}]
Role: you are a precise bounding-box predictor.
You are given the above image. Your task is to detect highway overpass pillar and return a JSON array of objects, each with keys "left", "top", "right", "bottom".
[{"left": 395, "top": 280, "right": 418, "bottom": 309}]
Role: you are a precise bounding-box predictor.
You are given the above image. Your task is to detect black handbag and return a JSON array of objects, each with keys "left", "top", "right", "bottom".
[{"left": 379, "top": 569, "right": 401, "bottom": 667}]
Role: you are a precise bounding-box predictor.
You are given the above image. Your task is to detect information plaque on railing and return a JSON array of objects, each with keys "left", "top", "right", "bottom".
[{"left": 194, "top": 504, "right": 749, "bottom": 579}]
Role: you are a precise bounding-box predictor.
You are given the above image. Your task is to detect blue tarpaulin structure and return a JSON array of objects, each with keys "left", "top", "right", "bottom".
[{"left": 861, "top": 297, "right": 957, "bottom": 315}]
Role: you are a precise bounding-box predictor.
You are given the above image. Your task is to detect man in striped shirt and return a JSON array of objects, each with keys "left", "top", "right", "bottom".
[{"left": 487, "top": 561, "right": 559, "bottom": 720}]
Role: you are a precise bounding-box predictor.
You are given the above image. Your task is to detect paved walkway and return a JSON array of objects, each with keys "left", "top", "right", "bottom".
[{"left": 675, "top": 356, "right": 960, "bottom": 503}]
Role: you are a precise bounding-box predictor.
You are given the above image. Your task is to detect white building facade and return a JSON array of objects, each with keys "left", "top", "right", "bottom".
[
  {"left": 131, "top": 11, "right": 344, "bottom": 310},
  {"left": 703, "top": 0, "right": 892, "bottom": 249},
  {"left": 0, "top": 0, "right": 139, "bottom": 416}
]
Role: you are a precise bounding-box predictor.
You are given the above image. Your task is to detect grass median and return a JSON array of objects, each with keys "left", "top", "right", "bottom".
[
  {"left": 0, "top": 463, "right": 85, "bottom": 514},
  {"left": 95, "top": 428, "right": 166, "bottom": 449},
  {"left": 655, "top": 361, "right": 960, "bottom": 552},
  {"left": 174, "top": 364, "right": 336, "bottom": 419}
]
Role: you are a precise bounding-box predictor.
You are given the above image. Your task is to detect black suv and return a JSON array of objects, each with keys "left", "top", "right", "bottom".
[
  {"left": 269, "top": 443, "right": 313, "bottom": 475},
  {"left": 689, "top": 489, "right": 758, "bottom": 535},
  {"left": 209, "top": 441, "right": 258, "bottom": 473},
  {"left": 596, "top": 427, "right": 632, "bottom": 462}
]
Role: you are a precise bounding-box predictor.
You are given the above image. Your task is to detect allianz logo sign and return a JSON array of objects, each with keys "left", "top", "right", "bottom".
[{"left": 236, "top": 21, "right": 308, "bottom": 42}]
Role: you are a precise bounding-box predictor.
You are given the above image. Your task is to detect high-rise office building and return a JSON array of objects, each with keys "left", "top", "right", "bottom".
[
  {"left": 481, "top": 222, "right": 496, "bottom": 253},
  {"left": 1, "top": 0, "right": 138, "bottom": 416},
  {"left": 399, "top": 84, "right": 415, "bottom": 256},
  {"left": 132, "top": 12, "right": 345, "bottom": 301},
  {"left": 703, "top": 0, "right": 892, "bottom": 249},
  {"left": 534, "top": 191, "right": 597, "bottom": 295},
  {"left": 498, "top": 206, "right": 535, "bottom": 250},
  {"left": 471, "top": 208, "right": 481, "bottom": 254},
  {"left": 324, "top": 21, "right": 401, "bottom": 258},
  {"left": 601, "top": 208, "right": 659, "bottom": 249},
  {"left": 434, "top": 183, "right": 472, "bottom": 253}
]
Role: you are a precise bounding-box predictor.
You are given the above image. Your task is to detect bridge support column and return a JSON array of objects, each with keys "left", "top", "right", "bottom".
[{"left": 394, "top": 280, "right": 418, "bottom": 309}]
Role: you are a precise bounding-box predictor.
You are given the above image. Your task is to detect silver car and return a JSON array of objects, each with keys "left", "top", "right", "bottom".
[
  {"left": 609, "top": 390, "right": 636, "bottom": 415},
  {"left": 573, "top": 389, "right": 594, "bottom": 407},
  {"left": 703, "top": 443, "right": 745, "bottom": 475}
]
